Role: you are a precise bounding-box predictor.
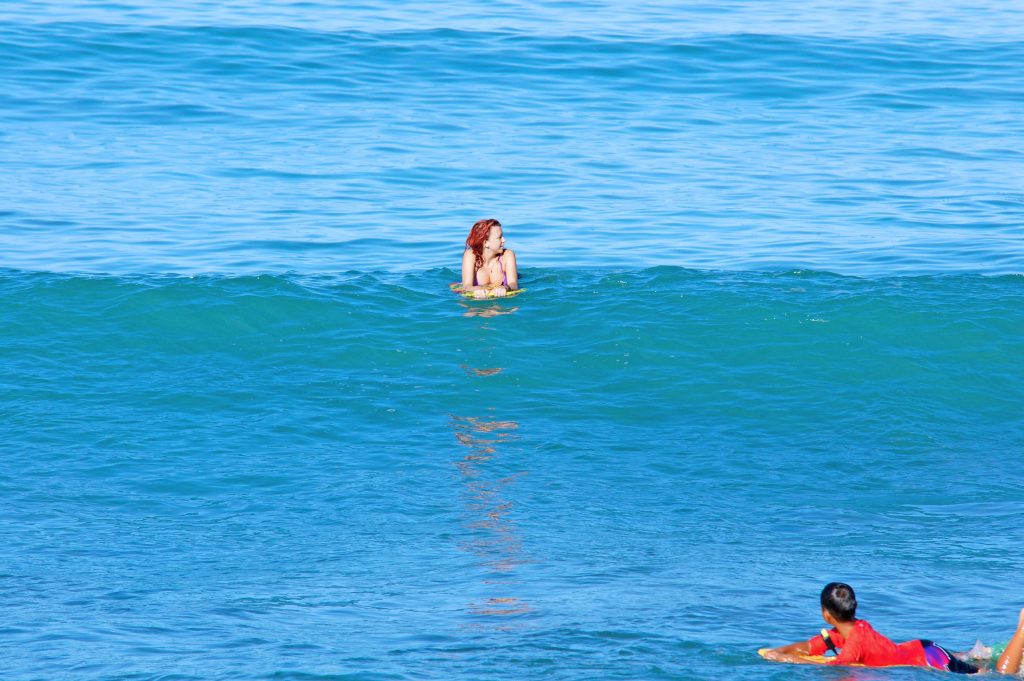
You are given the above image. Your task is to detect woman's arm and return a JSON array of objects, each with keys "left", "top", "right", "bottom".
[
  {"left": 461, "top": 249, "right": 479, "bottom": 291},
  {"left": 996, "top": 608, "right": 1024, "bottom": 675},
  {"left": 502, "top": 249, "right": 518, "bottom": 290}
]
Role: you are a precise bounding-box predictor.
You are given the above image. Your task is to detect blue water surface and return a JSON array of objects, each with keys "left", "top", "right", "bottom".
[
  {"left": 1, "top": 1, "right": 1023, "bottom": 680},
  {"left": 1, "top": 1, "right": 1022, "bottom": 275}
]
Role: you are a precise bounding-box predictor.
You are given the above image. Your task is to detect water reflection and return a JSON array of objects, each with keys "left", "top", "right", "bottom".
[
  {"left": 457, "top": 301, "right": 520, "bottom": 318},
  {"left": 450, "top": 410, "right": 532, "bottom": 626},
  {"left": 469, "top": 596, "right": 531, "bottom": 616},
  {"left": 460, "top": 364, "right": 503, "bottom": 377}
]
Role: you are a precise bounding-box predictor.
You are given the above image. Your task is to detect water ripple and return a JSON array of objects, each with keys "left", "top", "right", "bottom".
[{"left": 2, "top": 23, "right": 1021, "bottom": 275}]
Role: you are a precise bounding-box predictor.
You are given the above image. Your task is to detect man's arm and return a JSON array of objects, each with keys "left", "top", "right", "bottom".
[
  {"left": 759, "top": 640, "right": 819, "bottom": 664},
  {"left": 996, "top": 608, "right": 1024, "bottom": 675},
  {"left": 771, "top": 641, "right": 813, "bottom": 655}
]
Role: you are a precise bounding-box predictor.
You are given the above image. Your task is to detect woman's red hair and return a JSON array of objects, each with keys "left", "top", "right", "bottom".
[{"left": 465, "top": 219, "right": 501, "bottom": 270}]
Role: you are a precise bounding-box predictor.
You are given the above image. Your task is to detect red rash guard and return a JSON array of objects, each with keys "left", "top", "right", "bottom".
[{"left": 806, "top": 620, "right": 928, "bottom": 667}]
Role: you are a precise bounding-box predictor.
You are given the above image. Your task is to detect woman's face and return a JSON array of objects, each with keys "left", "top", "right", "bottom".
[{"left": 484, "top": 225, "right": 504, "bottom": 253}]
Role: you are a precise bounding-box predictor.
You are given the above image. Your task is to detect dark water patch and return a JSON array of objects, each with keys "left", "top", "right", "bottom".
[{"left": 3, "top": 24, "right": 1022, "bottom": 105}]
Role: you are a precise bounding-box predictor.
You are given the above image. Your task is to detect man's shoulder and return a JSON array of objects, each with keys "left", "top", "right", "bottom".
[{"left": 848, "top": 619, "right": 878, "bottom": 639}]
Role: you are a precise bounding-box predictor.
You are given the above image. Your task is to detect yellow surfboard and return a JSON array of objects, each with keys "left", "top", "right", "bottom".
[
  {"left": 450, "top": 283, "right": 526, "bottom": 299},
  {"left": 757, "top": 649, "right": 834, "bottom": 664},
  {"left": 757, "top": 649, "right": 924, "bottom": 669}
]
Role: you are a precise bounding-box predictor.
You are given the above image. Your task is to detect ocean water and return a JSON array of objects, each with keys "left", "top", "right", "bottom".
[{"left": 1, "top": 2, "right": 1023, "bottom": 680}]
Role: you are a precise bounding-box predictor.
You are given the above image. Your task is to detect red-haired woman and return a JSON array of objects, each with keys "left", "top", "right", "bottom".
[{"left": 460, "top": 218, "right": 518, "bottom": 298}]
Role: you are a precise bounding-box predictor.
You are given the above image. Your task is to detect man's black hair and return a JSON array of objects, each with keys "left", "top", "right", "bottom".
[{"left": 820, "top": 582, "right": 857, "bottom": 622}]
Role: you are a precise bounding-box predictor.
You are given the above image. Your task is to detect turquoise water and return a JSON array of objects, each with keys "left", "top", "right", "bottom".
[{"left": 2, "top": 2, "right": 1023, "bottom": 679}]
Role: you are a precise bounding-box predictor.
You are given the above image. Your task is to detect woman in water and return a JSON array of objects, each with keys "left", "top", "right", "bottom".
[{"left": 460, "top": 218, "right": 518, "bottom": 299}]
